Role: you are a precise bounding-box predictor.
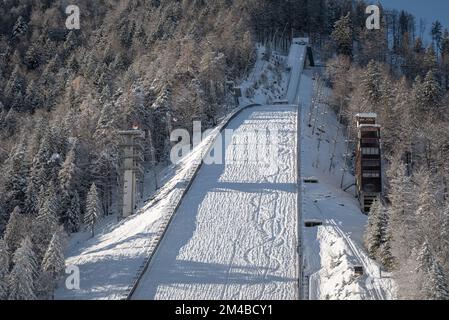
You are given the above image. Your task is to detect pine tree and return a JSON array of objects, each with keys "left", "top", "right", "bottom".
[
  {"left": 85, "top": 183, "right": 101, "bottom": 237},
  {"left": 31, "top": 183, "right": 60, "bottom": 260},
  {"left": 66, "top": 191, "right": 81, "bottom": 233},
  {"left": 331, "top": 12, "right": 353, "bottom": 57},
  {"left": 58, "top": 146, "right": 79, "bottom": 229},
  {"left": 387, "top": 158, "right": 417, "bottom": 268},
  {"left": 431, "top": 21, "right": 443, "bottom": 53},
  {"left": 417, "top": 240, "right": 433, "bottom": 275},
  {"left": 423, "top": 46, "right": 438, "bottom": 73},
  {"left": 413, "top": 71, "right": 441, "bottom": 116},
  {"left": 12, "top": 16, "right": 28, "bottom": 38},
  {"left": 24, "top": 79, "right": 44, "bottom": 112},
  {"left": 41, "top": 231, "right": 65, "bottom": 277},
  {"left": 424, "top": 260, "right": 449, "bottom": 300},
  {"left": 25, "top": 135, "right": 51, "bottom": 215},
  {"left": 0, "top": 199, "right": 7, "bottom": 236},
  {"left": 441, "top": 203, "right": 449, "bottom": 253},
  {"left": 0, "top": 238, "right": 9, "bottom": 299},
  {"left": 4, "top": 207, "right": 25, "bottom": 254},
  {"left": 4, "top": 66, "right": 25, "bottom": 107},
  {"left": 24, "top": 42, "right": 42, "bottom": 70},
  {"left": 415, "top": 171, "right": 438, "bottom": 221},
  {"left": 441, "top": 29, "right": 449, "bottom": 89},
  {"left": 63, "top": 31, "right": 79, "bottom": 53},
  {"left": 90, "top": 151, "right": 116, "bottom": 216},
  {"left": 364, "top": 198, "right": 385, "bottom": 259},
  {"left": 414, "top": 37, "right": 425, "bottom": 54},
  {"left": 25, "top": 124, "right": 65, "bottom": 215},
  {"left": 68, "top": 55, "right": 79, "bottom": 73},
  {"left": 39, "top": 230, "right": 65, "bottom": 298},
  {"left": 8, "top": 237, "right": 37, "bottom": 300},
  {"left": 358, "top": 15, "right": 388, "bottom": 64},
  {"left": 361, "top": 60, "right": 382, "bottom": 107},
  {"left": 2, "top": 107, "right": 19, "bottom": 136},
  {"left": 3, "top": 141, "right": 28, "bottom": 214},
  {"left": 378, "top": 223, "right": 395, "bottom": 270}
]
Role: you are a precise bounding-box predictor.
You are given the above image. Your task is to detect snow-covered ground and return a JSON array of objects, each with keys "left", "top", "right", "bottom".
[
  {"left": 240, "top": 45, "right": 290, "bottom": 106},
  {"left": 54, "top": 44, "right": 293, "bottom": 300},
  {"left": 131, "top": 40, "right": 307, "bottom": 300},
  {"left": 286, "top": 39, "right": 307, "bottom": 104},
  {"left": 54, "top": 127, "right": 218, "bottom": 299},
  {"left": 132, "top": 104, "right": 299, "bottom": 300},
  {"left": 296, "top": 69, "right": 397, "bottom": 300},
  {"left": 55, "top": 38, "right": 397, "bottom": 300}
]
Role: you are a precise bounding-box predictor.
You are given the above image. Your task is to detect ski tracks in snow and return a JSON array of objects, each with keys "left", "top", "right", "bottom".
[{"left": 132, "top": 105, "right": 298, "bottom": 300}]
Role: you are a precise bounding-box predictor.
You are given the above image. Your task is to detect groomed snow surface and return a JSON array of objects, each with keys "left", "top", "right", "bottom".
[
  {"left": 131, "top": 39, "right": 306, "bottom": 300},
  {"left": 55, "top": 45, "right": 297, "bottom": 300},
  {"left": 132, "top": 105, "right": 299, "bottom": 300}
]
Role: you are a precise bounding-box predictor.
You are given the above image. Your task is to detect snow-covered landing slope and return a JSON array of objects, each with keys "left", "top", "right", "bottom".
[
  {"left": 132, "top": 105, "right": 299, "bottom": 300},
  {"left": 54, "top": 45, "right": 294, "bottom": 300},
  {"left": 54, "top": 126, "right": 218, "bottom": 300},
  {"left": 296, "top": 70, "right": 396, "bottom": 300}
]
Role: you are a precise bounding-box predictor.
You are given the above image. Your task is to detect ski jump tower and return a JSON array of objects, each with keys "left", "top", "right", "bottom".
[
  {"left": 118, "top": 127, "right": 145, "bottom": 219},
  {"left": 355, "top": 113, "right": 382, "bottom": 213}
]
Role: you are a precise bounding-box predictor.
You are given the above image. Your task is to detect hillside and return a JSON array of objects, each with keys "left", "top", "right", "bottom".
[{"left": 1, "top": 0, "right": 449, "bottom": 301}]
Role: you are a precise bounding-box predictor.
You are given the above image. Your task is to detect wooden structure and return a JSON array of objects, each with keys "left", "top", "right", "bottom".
[
  {"left": 118, "top": 127, "right": 145, "bottom": 218},
  {"left": 355, "top": 113, "right": 382, "bottom": 213}
]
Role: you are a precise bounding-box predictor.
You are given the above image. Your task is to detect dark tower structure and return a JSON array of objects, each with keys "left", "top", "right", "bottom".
[{"left": 355, "top": 113, "right": 382, "bottom": 213}]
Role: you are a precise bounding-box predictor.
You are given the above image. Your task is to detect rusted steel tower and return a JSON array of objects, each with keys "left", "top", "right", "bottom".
[{"left": 355, "top": 113, "right": 382, "bottom": 213}]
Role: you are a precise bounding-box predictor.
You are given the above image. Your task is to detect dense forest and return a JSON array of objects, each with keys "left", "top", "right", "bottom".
[{"left": 1, "top": 0, "right": 449, "bottom": 300}]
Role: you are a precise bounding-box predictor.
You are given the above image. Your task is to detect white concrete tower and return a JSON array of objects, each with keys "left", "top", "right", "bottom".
[{"left": 118, "top": 128, "right": 145, "bottom": 218}]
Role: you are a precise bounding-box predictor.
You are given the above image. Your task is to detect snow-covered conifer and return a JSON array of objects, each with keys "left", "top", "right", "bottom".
[
  {"left": 440, "top": 203, "right": 449, "bottom": 253},
  {"left": 361, "top": 60, "right": 382, "bottom": 106},
  {"left": 378, "top": 224, "right": 395, "bottom": 270},
  {"left": 3, "top": 141, "right": 28, "bottom": 214},
  {"left": 8, "top": 237, "right": 37, "bottom": 300},
  {"left": 38, "top": 230, "right": 65, "bottom": 298},
  {"left": 331, "top": 13, "right": 353, "bottom": 57},
  {"left": 41, "top": 231, "right": 65, "bottom": 277},
  {"left": 423, "top": 260, "right": 449, "bottom": 300},
  {"left": 364, "top": 198, "right": 384, "bottom": 258},
  {"left": 85, "top": 183, "right": 101, "bottom": 237},
  {"left": 32, "top": 184, "right": 60, "bottom": 260},
  {"left": 0, "top": 238, "right": 9, "bottom": 299},
  {"left": 59, "top": 146, "right": 79, "bottom": 229},
  {"left": 4, "top": 207, "right": 25, "bottom": 254},
  {"left": 417, "top": 240, "right": 433, "bottom": 274},
  {"left": 66, "top": 191, "right": 81, "bottom": 233}
]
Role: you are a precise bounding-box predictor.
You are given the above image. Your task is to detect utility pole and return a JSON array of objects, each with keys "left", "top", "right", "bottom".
[{"left": 118, "top": 126, "right": 145, "bottom": 219}]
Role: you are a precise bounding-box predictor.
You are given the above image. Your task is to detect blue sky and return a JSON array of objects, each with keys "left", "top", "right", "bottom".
[{"left": 378, "top": 0, "right": 449, "bottom": 43}]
